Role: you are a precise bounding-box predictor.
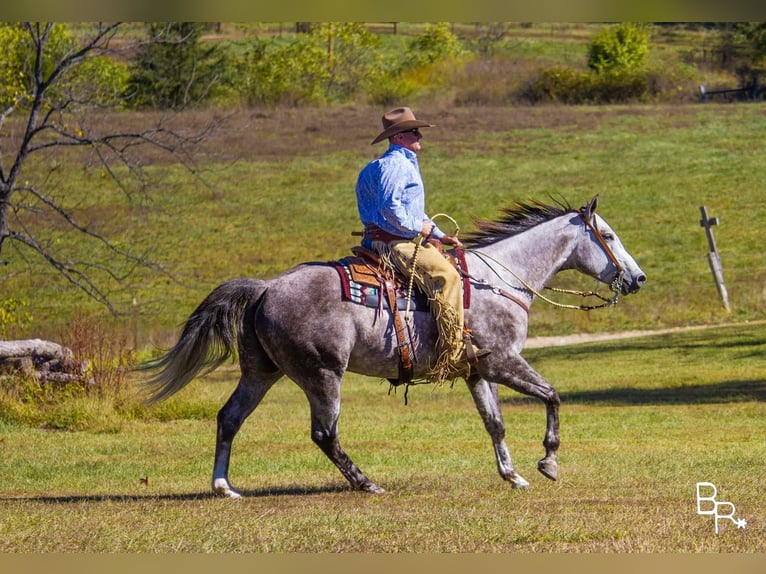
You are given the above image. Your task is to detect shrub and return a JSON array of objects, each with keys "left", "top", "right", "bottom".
[
  {"left": 522, "top": 65, "right": 650, "bottom": 104},
  {"left": 405, "top": 22, "right": 466, "bottom": 69},
  {"left": 644, "top": 58, "right": 698, "bottom": 102},
  {"left": 0, "top": 23, "right": 129, "bottom": 111},
  {"left": 69, "top": 56, "right": 131, "bottom": 107},
  {"left": 240, "top": 23, "right": 392, "bottom": 106},
  {"left": 364, "top": 72, "right": 420, "bottom": 107},
  {"left": 241, "top": 35, "right": 329, "bottom": 106},
  {"left": 588, "top": 23, "right": 650, "bottom": 73},
  {"left": 0, "top": 313, "right": 138, "bottom": 431},
  {"left": 585, "top": 68, "right": 649, "bottom": 103},
  {"left": 522, "top": 66, "right": 589, "bottom": 104},
  {"left": 62, "top": 314, "right": 136, "bottom": 404},
  {"left": 318, "top": 23, "right": 385, "bottom": 101}
]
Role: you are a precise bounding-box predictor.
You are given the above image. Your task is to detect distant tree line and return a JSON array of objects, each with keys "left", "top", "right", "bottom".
[{"left": 3, "top": 22, "right": 764, "bottom": 113}]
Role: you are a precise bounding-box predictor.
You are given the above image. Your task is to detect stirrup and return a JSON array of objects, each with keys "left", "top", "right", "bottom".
[{"left": 462, "top": 334, "right": 492, "bottom": 366}]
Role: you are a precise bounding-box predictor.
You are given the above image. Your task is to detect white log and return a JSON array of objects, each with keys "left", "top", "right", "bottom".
[{"left": 0, "top": 339, "right": 73, "bottom": 360}]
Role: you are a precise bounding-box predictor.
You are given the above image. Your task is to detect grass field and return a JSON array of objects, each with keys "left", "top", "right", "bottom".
[
  {"left": 3, "top": 102, "right": 765, "bottom": 346},
  {"left": 0, "top": 323, "right": 762, "bottom": 552},
  {"left": 1, "top": 26, "right": 764, "bottom": 555}
]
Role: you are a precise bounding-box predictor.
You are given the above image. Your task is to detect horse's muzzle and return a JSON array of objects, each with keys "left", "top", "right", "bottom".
[{"left": 622, "top": 272, "right": 647, "bottom": 295}]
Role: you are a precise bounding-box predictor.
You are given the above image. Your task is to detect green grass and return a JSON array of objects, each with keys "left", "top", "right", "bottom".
[
  {"left": 3, "top": 103, "right": 765, "bottom": 345},
  {"left": 0, "top": 324, "right": 763, "bottom": 552},
  {"left": 1, "top": 24, "right": 762, "bottom": 556}
]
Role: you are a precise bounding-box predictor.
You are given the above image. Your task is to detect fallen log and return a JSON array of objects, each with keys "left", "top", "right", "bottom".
[
  {"left": 0, "top": 339, "right": 73, "bottom": 361},
  {"left": 0, "top": 339, "right": 92, "bottom": 386}
]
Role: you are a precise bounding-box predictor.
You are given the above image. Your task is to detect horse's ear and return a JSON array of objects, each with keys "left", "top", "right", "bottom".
[{"left": 583, "top": 194, "right": 599, "bottom": 219}]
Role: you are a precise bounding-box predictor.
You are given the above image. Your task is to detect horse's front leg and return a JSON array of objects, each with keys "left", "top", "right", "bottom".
[
  {"left": 539, "top": 395, "right": 560, "bottom": 481},
  {"left": 466, "top": 377, "right": 530, "bottom": 490},
  {"left": 479, "top": 353, "right": 560, "bottom": 482}
]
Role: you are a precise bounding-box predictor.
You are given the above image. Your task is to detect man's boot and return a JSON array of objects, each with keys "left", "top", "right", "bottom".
[{"left": 460, "top": 333, "right": 492, "bottom": 366}]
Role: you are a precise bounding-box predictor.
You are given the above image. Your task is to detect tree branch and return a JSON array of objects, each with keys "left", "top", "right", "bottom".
[
  {"left": 8, "top": 231, "right": 119, "bottom": 314},
  {"left": 1, "top": 23, "right": 217, "bottom": 315}
]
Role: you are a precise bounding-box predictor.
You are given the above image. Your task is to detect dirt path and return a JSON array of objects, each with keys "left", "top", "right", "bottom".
[{"left": 524, "top": 320, "right": 765, "bottom": 348}]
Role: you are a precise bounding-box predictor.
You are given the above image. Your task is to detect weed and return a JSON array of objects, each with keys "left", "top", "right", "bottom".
[
  {"left": 0, "top": 313, "right": 142, "bottom": 430},
  {"left": 61, "top": 313, "right": 137, "bottom": 404}
]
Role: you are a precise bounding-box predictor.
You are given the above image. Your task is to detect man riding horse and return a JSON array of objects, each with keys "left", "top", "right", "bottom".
[{"left": 355, "top": 107, "right": 491, "bottom": 383}]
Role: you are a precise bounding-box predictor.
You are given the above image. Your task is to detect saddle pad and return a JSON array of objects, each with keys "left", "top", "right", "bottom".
[{"left": 333, "top": 257, "right": 429, "bottom": 311}]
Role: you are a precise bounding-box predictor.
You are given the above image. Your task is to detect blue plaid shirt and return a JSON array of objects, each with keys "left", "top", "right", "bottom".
[{"left": 355, "top": 144, "right": 444, "bottom": 244}]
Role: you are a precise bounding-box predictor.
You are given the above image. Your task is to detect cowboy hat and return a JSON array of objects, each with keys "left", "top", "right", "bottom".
[{"left": 371, "top": 107, "right": 434, "bottom": 145}]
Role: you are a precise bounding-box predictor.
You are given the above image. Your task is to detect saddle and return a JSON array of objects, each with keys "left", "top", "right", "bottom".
[{"left": 331, "top": 243, "right": 471, "bottom": 386}]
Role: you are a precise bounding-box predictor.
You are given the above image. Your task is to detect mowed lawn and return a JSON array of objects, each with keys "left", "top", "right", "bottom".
[{"left": 0, "top": 323, "right": 762, "bottom": 552}]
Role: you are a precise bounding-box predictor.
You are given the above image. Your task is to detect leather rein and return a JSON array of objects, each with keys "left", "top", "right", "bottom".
[{"left": 462, "top": 207, "right": 625, "bottom": 313}]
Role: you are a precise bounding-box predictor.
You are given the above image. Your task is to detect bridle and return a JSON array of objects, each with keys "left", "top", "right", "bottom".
[
  {"left": 462, "top": 207, "right": 625, "bottom": 312},
  {"left": 573, "top": 206, "right": 625, "bottom": 302}
]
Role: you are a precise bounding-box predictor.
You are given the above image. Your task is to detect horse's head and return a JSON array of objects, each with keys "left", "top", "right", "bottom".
[{"left": 573, "top": 195, "right": 646, "bottom": 296}]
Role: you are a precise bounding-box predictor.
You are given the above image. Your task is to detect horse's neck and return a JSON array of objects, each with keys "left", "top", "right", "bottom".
[{"left": 466, "top": 216, "right": 579, "bottom": 293}]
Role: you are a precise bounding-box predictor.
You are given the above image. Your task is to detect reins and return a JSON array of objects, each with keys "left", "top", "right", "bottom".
[{"left": 462, "top": 207, "right": 625, "bottom": 312}]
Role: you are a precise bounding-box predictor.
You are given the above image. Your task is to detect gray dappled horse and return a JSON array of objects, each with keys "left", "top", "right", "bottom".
[{"left": 141, "top": 196, "right": 646, "bottom": 498}]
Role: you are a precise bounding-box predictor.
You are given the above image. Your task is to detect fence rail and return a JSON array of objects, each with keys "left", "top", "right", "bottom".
[{"left": 699, "top": 84, "right": 765, "bottom": 102}]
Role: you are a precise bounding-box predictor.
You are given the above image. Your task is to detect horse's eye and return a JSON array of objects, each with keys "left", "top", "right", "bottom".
[{"left": 602, "top": 233, "right": 614, "bottom": 241}]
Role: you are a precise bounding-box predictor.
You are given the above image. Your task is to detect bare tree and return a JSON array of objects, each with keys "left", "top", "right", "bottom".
[{"left": 0, "top": 22, "right": 210, "bottom": 315}]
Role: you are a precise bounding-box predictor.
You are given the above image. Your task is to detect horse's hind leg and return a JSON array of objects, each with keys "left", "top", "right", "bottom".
[
  {"left": 213, "top": 372, "right": 280, "bottom": 498},
  {"left": 467, "top": 378, "right": 530, "bottom": 490},
  {"left": 303, "top": 372, "right": 385, "bottom": 494}
]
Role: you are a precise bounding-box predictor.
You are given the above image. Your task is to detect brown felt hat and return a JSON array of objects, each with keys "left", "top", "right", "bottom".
[{"left": 371, "top": 107, "right": 434, "bottom": 145}]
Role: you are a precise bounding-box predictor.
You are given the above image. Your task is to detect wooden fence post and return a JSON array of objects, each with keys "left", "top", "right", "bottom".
[{"left": 699, "top": 206, "right": 731, "bottom": 312}]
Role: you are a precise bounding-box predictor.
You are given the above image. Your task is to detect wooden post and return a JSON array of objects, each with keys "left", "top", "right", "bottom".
[{"left": 699, "top": 206, "right": 731, "bottom": 312}]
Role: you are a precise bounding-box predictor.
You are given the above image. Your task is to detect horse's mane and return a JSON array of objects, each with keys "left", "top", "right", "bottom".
[{"left": 463, "top": 197, "right": 575, "bottom": 247}]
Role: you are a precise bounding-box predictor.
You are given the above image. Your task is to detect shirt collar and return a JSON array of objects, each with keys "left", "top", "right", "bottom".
[{"left": 386, "top": 143, "right": 418, "bottom": 162}]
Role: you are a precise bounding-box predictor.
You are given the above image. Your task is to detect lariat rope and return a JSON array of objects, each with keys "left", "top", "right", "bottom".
[{"left": 403, "top": 213, "right": 459, "bottom": 325}]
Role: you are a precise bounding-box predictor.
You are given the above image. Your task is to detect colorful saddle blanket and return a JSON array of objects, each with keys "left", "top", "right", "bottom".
[
  {"left": 333, "top": 255, "right": 429, "bottom": 311},
  {"left": 331, "top": 245, "right": 471, "bottom": 311}
]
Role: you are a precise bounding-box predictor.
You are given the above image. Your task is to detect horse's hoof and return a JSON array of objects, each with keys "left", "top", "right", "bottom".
[
  {"left": 213, "top": 478, "right": 242, "bottom": 499},
  {"left": 537, "top": 458, "right": 558, "bottom": 481},
  {"left": 361, "top": 482, "right": 386, "bottom": 494},
  {"left": 509, "top": 473, "right": 531, "bottom": 490}
]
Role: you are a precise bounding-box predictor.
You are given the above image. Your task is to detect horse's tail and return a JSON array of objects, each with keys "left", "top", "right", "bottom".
[{"left": 138, "top": 278, "right": 269, "bottom": 404}]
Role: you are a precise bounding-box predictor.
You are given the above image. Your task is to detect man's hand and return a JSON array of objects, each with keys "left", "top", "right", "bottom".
[{"left": 440, "top": 235, "right": 463, "bottom": 249}]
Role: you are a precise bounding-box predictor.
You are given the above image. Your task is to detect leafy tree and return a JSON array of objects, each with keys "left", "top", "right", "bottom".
[
  {"left": 406, "top": 22, "right": 466, "bottom": 69},
  {"left": 318, "top": 23, "right": 384, "bottom": 101},
  {"left": 238, "top": 22, "right": 468, "bottom": 107},
  {"left": 0, "top": 22, "right": 207, "bottom": 314},
  {"left": 0, "top": 24, "right": 28, "bottom": 110},
  {"left": 731, "top": 23, "right": 766, "bottom": 89},
  {"left": 125, "top": 22, "right": 223, "bottom": 109},
  {"left": 738, "top": 22, "right": 766, "bottom": 60},
  {"left": 243, "top": 34, "right": 329, "bottom": 105},
  {"left": 587, "top": 23, "right": 650, "bottom": 73},
  {"left": 240, "top": 23, "right": 387, "bottom": 106}
]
